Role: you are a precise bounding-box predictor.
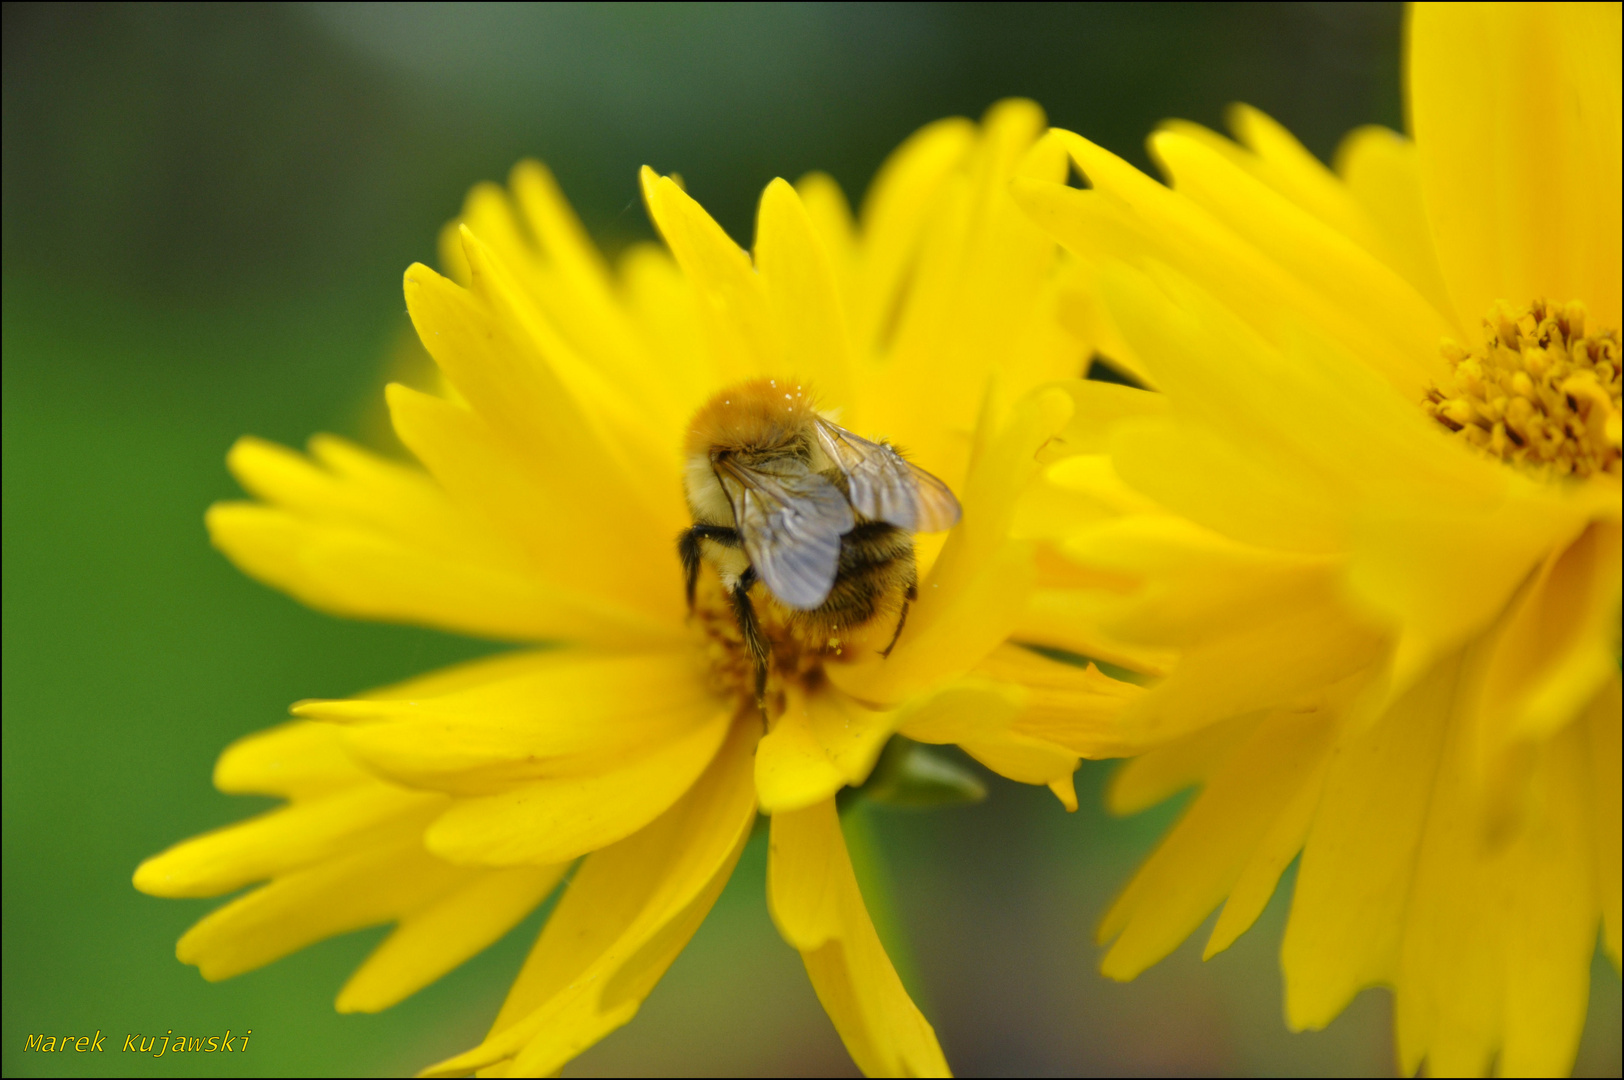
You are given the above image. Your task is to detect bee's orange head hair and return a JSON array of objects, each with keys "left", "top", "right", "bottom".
[{"left": 685, "top": 378, "right": 817, "bottom": 456}]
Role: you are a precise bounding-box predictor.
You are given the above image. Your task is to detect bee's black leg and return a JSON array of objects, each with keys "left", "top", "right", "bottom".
[
  {"left": 730, "top": 565, "right": 770, "bottom": 710},
  {"left": 677, "top": 528, "right": 703, "bottom": 609},
  {"left": 677, "top": 525, "right": 739, "bottom": 609},
  {"left": 881, "top": 579, "right": 918, "bottom": 658}
]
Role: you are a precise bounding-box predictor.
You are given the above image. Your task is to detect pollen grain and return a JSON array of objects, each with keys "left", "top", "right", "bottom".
[{"left": 1425, "top": 299, "right": 1622, "bottom": 479}]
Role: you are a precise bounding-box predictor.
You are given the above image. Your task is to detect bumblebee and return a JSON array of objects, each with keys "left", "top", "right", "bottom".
[{"left": 678, "top": 379, "right": 961, "bottom": 704}]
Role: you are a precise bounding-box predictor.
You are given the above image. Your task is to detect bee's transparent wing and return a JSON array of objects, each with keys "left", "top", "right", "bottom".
[
  {"left": 714, "top": 455, "right": 855, "bottom": 611},
  {"left": 813, "top": 418, "right": 961, "bottom": 533}
]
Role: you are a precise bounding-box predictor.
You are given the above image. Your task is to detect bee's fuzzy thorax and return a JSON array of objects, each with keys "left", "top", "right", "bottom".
[{"left": 684, "top": 378, "right": 817, "bottom": 456}]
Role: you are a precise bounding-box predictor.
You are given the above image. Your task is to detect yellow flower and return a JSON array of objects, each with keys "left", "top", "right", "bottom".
[
  {"left": 1010, "top": 3, "right": 1621, "bottom": 1075},
  {"left": 134, "top": 100, "right": 1138, "bottom": 1078}
]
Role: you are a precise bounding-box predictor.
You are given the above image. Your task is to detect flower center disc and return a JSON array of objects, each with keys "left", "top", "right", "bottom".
[{"left": 1426, "top": 299, "right": 1622, "bottom": 479}]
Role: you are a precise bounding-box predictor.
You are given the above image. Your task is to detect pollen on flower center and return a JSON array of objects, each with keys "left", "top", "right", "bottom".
[
  {"left": 690, "top": 572, "right": 827, "bottom": 712},
  {"left": 1425, "top": 300, "right": 1622, "bottom": 479}
]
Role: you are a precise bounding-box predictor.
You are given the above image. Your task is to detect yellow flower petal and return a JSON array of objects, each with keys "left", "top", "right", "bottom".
[
  {"left": 296, "top": 648, "right": 719, "bottom": 796},
  {"left": 1084, "top": 267, "right": 1344, "bottom": 550},
  {"left": 1332, "top": 124, "right": 1457, "bottom": 325},
  {"left": 363, "top": 645, "right": 583, "bottom": 700},
  {"left": 1015, "top": 590, "right": 1178, "bottom": 678},
  {"left": 1494, "top": 721, "right": 1597, "bottom": 1078},
  {"left": 175, "top": 832, "right": 465, "bottom": 982},
  {"left": 1345, "top": 482, "right": 1604, "bottom": 688},
  {"left": 148, "top": 100, "right": 1149, "bottom": 1077},
  {"left": 1410, "top": 2, "right": 1623, "bottom": 334},
  {"left": 506, "top": 158, "right": 612, "bottom": 282},
  {"left": 1393, "top": 682, "right": 1595, "bottom": 1077},
  {"left": 403, "top": 257, "right": 682, "bottom": 573},
  {"left": 1586, "top": 676, "right": 1622, "bottom": 967},
  {"left": 1282, "top": 648, "right": 1459, "bottom": 1030},
  {"left": 768, "top": 798, "right": 950, "bottom": 1078},
  {"left": 973, "top": 643, "right": 1146, "bottom": 759},
  {"left": 1096, "top": 263, "right": 1497, "bottom": 552},
  {"left": 173, "top": 850, "right": 437, "bottom": 984},
  {"left": 1104, "top": 713, "right": 1257, "bottom": 816},
  {"left": 1037, "top": 229, "right": 1152, "bottom": 387},
  {"left": 1475, "top": 520, "right": 1622, "bottom": 750},
  {"left": 850, "top": 117, "right": 976, "bottom": 352},
  {"left": 756, "top": 177, "right": 857, "bottom": 410},
  {"left": 133, "top": 783, "right": 443, "bottom": 899},
  {"left": 420, "top": 706, "right": 732, "bottom": 866},
  {"left": 831, "top": 387, "right": 1072, "bottom": 705},
  {"left": 1278, "top": 586, "right": 1612, "bottom": 1078},
  {"left": 1109, "top": 416, "right": 1348, "bottom": 555},
  {"left": 210, "top": 719, "right": 372, "bottom": 799},
  {"left": 217, "top": 431, "right": 606, "bottom": 633},
  {"left": 945, "top": 100, "right": 1065, "bottom": 379},
  {"left": 449, "top": 166, "right": 673, "bottom": 449},
  {"left": 1014, "top": 132, "right": 1435, "bottom": 399},
  {"left": 383, "top": 383, "right": 682, "bottom": 629},
  {"left": 894, "top": 676, "right": 1078, "bottom": 790},
  {"left": 225, "top": 434, "right": 461, "bottom": 549},
  {"left": 864, "top": 100, "right": 1065, "bottom": 482},
  {"left": 1060, "top": 520, "right": 1385, "bottom": 746},
  {"left": 146, "top": 715, "right": 557, "bottom": 997},
  {"left": 421, "top": 717, "right": 759, "bottom": 1078},
  {"left": 1010, "top": 11, "right": 1621, "bottom": 1069},
  {"left": 1047, "top": 775, "right": 1080, "bottom": 813},
  {"left": 337, "top": 862, "right": 566, "bottom": 1014},
  {"left": 615, "top": 240, "right": 721, "bottom": 417},
  {"left": 1098, "top": 708, "right": 1333, "bottom": 980},
  {"left": 1150, "top": 125, "right": 1451, "bottom": 396},
  {"left": 1016, "top": 509, "right": 1180, "bottom": 676},
  {"left": 452, "top": 226, "right": 684, "bottom": 526},
  {"left": 766, "top": 800, "right": 846, "bottom": 954},
  {"left": 756, "top": 688, "right": 897, "bottom": 815},
  {"left": 755, "top": 705, "right": 849, "bottom": 817},
  {"left": 1057, "top": 515, "right": 1343, "bottom": 647},
  {"left": 1203, "top": 751, "right": 1324, "bottom": 960},
  {"left": 1206, "top": 103, "right": 1459, "bottom": 338},
  {"left": 640, "top": 167, "right": 779, "bottom": 385},
  {"left": 793, "top": 171, "right": 858, "bottom": 295},
  {"left": 956, "top": 734, "right": 1077, "bottom": 790},
  {"left": 451, "top": 181, "right": 530, "bottom": 281},
  {"left": 1221, "top": 104, "right": 1387, "bottom": 257},
  {"left": 1034, "top": 379, "right": 1169, "bottom": 462},
  {"left": 208, "top": 499, "right": 663, "bottom": 646},
  {"left": 504, "top": 161, "right": 655, "bottom": 390}
]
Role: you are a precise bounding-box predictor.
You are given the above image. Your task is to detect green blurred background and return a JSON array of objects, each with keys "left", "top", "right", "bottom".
[{"left": 2, "top": 3, "right": 1618, "bottom": 1076}]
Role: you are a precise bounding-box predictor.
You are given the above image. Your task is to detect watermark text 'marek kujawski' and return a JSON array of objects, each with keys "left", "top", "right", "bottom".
[{"left": 23, "top": 1029, "right": 251, "bottom": 1056}]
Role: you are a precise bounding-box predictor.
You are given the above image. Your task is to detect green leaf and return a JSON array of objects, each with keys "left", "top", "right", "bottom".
[{"left": 845, "top": 737, "right": 987, "bottom": 810}]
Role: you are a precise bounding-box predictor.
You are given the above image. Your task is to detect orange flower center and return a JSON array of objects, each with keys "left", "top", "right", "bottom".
[{"left": 1425, "top": 300, "right": 1622, "bottom": 479}]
